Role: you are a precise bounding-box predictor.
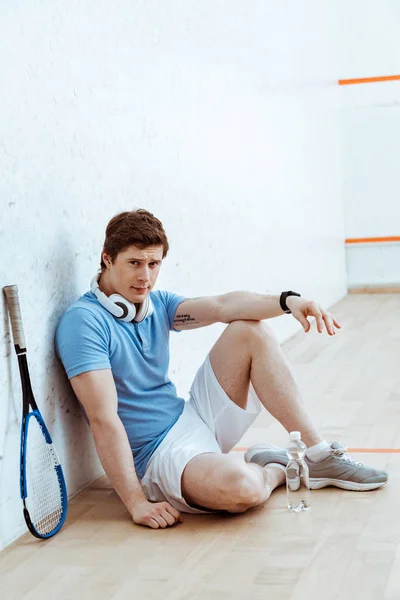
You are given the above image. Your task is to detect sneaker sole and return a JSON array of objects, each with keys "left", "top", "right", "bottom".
[{"left": 309, "top": 478, "right": 388, "bottom": 491}]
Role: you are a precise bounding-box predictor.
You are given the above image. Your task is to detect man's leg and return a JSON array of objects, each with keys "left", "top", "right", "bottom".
[
  {"left": 208, "top": 319, "right": 322, "bottom": 447},
  {"left": 181, "top": 319, "right": 320, "bottom": 512},
  {"left": 182, "top": 320, "right": 387, "bottom": 507},
  {"left": 181, "top": 453, "right": 286, "bottom": 513}
]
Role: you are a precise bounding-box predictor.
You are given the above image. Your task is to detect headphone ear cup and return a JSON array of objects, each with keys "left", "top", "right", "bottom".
[
  {"left": 134, "top": 296, "right": 154, "bottom": 323},
  {"left": 108, "top": 294, "right": 137, "bottom": 322}
]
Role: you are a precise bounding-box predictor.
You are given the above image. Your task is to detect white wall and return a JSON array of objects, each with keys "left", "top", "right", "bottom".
[
  {"left": 339, "top": 1, "right": 400, "bottom": 288},
  {"left": 0, "top": 1, "right": 346, "bottom": 549}
]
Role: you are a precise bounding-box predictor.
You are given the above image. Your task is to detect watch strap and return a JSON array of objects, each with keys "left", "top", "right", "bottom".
[{"left": 280, "top": 291, "right": 301, "bottom": 314}]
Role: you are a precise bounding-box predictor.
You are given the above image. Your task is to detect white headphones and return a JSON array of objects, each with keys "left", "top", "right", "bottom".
[{"left": 90, "top": 272, "right": 154, "bottom": 323}]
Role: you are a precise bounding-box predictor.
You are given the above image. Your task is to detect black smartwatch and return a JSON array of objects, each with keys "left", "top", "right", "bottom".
[{"left": 280, "top": 291, "right": 301, "bottom": 314}]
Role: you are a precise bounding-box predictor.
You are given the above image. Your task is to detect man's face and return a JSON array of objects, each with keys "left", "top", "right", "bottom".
[{"left": 102, "top": 244, "right": 164, "bottom": 303}]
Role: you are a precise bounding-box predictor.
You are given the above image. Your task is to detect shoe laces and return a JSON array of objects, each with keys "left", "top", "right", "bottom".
[{"left": 331, "top": 445, "right": 363, "bottom": 467}]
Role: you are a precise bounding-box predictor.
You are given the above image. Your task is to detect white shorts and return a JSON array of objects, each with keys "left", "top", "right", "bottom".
[{"left": 140, "top": 353, "right": 262, "bottom": 514}]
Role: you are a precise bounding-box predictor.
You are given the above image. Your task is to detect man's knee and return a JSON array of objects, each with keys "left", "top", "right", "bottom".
[
  {"left": 226, "top": 319, "right": 276, "bottom": 344},
  {"left": 225, "top": 466, "right": 265, "bottom": 513}
]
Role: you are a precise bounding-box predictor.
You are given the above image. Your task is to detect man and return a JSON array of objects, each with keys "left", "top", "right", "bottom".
[{"left": 56, "top": 209, "right": 388, "bottom": 530}]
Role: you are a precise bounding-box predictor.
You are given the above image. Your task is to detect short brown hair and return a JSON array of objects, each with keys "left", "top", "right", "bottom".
[{"left": 100, "top": 209, "right": 169, "bottom": 271}]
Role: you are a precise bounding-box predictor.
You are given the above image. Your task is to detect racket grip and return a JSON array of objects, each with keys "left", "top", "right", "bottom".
[{"left": 3, "top": 285, "right": 26, "bottom": 350}]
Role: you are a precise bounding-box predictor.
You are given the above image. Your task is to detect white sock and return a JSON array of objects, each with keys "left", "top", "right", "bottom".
[{"left": 306, "top": 440, "right": 332, "bottom": 463}]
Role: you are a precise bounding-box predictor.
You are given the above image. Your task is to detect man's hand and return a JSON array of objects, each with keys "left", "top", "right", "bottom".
[
  {"left": 286, "top": 296, "right": 341, "bottom": 335},
  {"left": 131, "top": 499, "right": 183, "bottom": 529}
]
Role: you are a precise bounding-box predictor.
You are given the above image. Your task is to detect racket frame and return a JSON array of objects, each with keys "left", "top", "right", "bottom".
[{"left": 4, "top": 285, "right": 68, "bottom": 539}]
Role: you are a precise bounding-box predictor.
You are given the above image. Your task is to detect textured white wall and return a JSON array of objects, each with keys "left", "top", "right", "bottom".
[
  {"left": 0, "top": 1, "right": 346, "bottom": 549},
  {"left": 339, "top": 1, "right": 400, "bottom": 287}
]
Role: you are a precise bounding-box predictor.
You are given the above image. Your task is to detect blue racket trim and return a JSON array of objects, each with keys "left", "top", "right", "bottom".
[{"left": 20, "top": 410, "right": 69, "bottom": 538}]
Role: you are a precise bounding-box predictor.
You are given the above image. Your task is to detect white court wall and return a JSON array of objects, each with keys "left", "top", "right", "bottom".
[
  {"left": 0, "top": 1, "right": 346, "bottom": 549},
  {"left": 339, "top": 1, "right": 400, "bottom": 288}
]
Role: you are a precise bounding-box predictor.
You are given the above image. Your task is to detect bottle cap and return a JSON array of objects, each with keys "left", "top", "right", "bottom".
[{"left": 289, "top": 431, "right": 301, "bottom": 441}]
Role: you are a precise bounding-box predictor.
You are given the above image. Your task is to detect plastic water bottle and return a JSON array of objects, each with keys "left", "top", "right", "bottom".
[{"left": 286, "top": 431, "right": 311, "bottom": 512}]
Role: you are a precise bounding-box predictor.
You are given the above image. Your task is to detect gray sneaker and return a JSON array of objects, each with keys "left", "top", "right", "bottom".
[{"left": 244, "top": 442, "right": 389, "bottom": 491}]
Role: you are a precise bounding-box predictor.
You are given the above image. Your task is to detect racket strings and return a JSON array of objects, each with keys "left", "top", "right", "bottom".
[{"left": 25, "top": 417, "right": 65, "bottom": 535}]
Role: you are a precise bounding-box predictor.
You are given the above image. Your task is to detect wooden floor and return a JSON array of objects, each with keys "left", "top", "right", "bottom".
[{"left": 1, "top": 293, "right": 400, "bottom": 600}]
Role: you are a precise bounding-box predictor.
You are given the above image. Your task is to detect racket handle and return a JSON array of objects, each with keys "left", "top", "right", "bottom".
[{"left": 3, "top": 285, "right": 26, "bottom": 351}]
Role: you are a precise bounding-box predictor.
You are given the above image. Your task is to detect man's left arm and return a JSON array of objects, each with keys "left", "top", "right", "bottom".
[{"left": 173, "top": 291, "right": 341, "bottom": 335}]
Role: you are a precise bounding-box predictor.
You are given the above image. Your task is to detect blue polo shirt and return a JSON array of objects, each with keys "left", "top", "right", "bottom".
[{"left": 55, "top": 289, "right": 187, "bottom": 479}]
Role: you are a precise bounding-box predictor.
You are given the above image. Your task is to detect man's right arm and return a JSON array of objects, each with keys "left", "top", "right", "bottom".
[{"left": 70, "top": 369, "right": 182, "bottom": 529}]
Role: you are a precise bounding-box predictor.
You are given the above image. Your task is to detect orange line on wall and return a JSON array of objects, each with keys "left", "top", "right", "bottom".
[
  {"left": 232, "top": 447, "right": 400, "bottom": 454},
  {"left": 345, "top": 236, "right": 400, "bottom": 244},
  {"left": 339, "top": 74, "right": 400, "bottom": 85}
]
